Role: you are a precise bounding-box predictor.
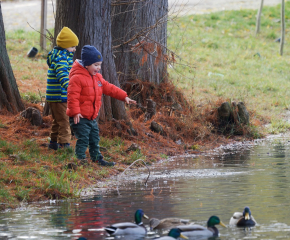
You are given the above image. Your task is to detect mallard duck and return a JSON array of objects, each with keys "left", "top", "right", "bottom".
[
  {"left": 177, "top": 216, "right": 226, "bottom": 238},
  {"left": 155, "top": 228, "right": 188, "bottom": 239},
  {"left": 104, "top": 209, "right": 149, "bottom": 236},
  {"left": 229, "top": 206, "right": 257, "bottom": 227},
  {"left": 149, "top": 217, "right": 193, "bottom": 230}
]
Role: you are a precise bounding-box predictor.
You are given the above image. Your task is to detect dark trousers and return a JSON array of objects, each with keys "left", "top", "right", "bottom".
[{"left": 69, "top": 117, "right": 102, "bottom": 161}]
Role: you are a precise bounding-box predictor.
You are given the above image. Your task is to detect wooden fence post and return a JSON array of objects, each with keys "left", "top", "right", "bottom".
[
  {"left": 255, "top": 0, "right": 264, "bottom": 35},
  {"left": 40, "top": 0, "right": 47, "bottom": 50},
  {"left": 280, "top": 0, "right": 285, "bottom": 56}
]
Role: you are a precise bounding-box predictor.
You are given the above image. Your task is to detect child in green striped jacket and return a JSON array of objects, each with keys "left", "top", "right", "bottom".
[{"left": 46, "top": 27, "right": 79, "bottom": 150}]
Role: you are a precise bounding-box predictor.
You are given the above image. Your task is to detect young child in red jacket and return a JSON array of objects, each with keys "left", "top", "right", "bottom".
[{"left": 67, "top": 45, "right": 136, "bottom": 166}]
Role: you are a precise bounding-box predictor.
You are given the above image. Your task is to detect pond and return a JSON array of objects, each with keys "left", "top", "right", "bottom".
[{"left": 1, "top": 134, "right": 290, "bottom": 239}]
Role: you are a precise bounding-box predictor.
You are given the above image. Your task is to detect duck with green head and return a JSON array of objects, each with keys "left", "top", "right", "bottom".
[
  {"left": 104, "top": 209, "right": 148, "bottom": 236},
  {"left": 176, "top": 216, "right": 226, "bottom": 238},
  {"left": 154, "top": 228, "right": 188, "bottom": 239},
  {"left": 229, "top": 206, "right": 257, "bottom": 227}
]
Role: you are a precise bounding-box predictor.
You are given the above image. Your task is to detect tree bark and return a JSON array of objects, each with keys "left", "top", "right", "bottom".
[
  {"left": 54, "top": 0, "right": 127, "bottom": 121},
  {"left": 0, "top": 3, "right": 24, "bottom": 113},
  {"left": 111, "top": 0, "right": 168, "bottom": 85}
]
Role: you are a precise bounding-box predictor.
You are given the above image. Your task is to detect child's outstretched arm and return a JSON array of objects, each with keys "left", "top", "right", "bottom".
[
  {"left": 100, "top": 78, "right": 137, "bottom": 105},
  {"left": 125, "top": 97, "right": 137, "bottom": 105}
]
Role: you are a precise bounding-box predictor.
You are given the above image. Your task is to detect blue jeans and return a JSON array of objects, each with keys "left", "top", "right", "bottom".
[{"left": 69, "top": 117, "right": 102, "bottom": 161}]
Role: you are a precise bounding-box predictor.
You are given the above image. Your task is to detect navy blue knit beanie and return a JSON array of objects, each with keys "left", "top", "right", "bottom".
[{"left": 81, "top": 45, "right": 103, "bottom": 67}]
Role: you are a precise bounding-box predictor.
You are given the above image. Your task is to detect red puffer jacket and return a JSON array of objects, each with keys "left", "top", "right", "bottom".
[{"left": 66, "top": 60, "right": 127, "bottom": 120}]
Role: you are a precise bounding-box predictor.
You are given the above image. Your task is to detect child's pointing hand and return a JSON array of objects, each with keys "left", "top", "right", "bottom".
[{"left": 125, "top": 97, "right": 137, "bottom": 105}]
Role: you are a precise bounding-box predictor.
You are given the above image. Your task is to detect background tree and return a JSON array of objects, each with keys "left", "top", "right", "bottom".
[
  {"left": 111, "top": 0, "right": 168, "bottom": 86},
  {"left": 0, "top": 3, "right": 24, "bottom": 113},
  {"left": 54, "top": 0, "right": 127, "bottom": 121}
]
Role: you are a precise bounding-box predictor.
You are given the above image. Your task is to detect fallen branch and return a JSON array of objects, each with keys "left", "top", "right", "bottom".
[{"left": 116, "top": 159, "right": 150, "bottom": 195}]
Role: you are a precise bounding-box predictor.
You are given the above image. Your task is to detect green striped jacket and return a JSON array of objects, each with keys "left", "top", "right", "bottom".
[{"left": 46, "top": 47, "right": 74, "bottom": 102}]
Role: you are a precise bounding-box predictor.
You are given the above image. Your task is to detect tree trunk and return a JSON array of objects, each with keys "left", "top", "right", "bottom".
[
  {"left": 0, "top": 3, "right": 24, "bottom": 113},
  {"left": 255, "top": 0, "right": 264, "bottom": 35},
  {"left": 280, "top": 0, "right": 285, "bottom": 56},
  {"left": 54, "top": 0, "right": 127, "bottom": 121},
  {"left": 111, "top": 0, "right": 168, "bottom": 85}
]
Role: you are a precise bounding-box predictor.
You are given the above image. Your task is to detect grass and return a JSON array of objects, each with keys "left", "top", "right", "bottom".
[
  {"left": 21, "top": 92, "right": 42, "bottom": 103},
  {"left": 0, "top": 120, "right": 6, "bottom": 128},
  {"left": 5, "top": 29, "right": 51, "bottom": 100},
  {"left": 125, "top": 149, "right": 146, "bottom": 165},
  {"left": 44, "top": 171, "right": 72, "bottom": 195},
  {"left": 0, "top": 124, "right": 147, "bottom": 209},
  {"left": 267, "top": 119, "right": 290, "bottom": 134},
  {"left": 0, "top": 135, "right": 112, "bottom": 208},
  {"left": 0, "top": 139, "right": 16, "bottom": 155},
  {"left": 168, "top": 2, "right": 290, "bottom": 131}
]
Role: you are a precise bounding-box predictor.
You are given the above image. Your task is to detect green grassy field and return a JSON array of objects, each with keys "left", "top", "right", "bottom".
[{"left": 168, "top": 2, "right": 290, "bottom": 133}]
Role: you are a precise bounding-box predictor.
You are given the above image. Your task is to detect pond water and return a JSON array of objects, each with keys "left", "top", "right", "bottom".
[{"left": 1, "top": 135, "right": 290, "bottom": 240}]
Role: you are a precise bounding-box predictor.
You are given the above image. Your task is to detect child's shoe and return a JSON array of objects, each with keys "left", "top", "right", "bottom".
[
  {"left": 95, "top": 156, "right": 115, "bottom": 166},
  {"left": 59, "top": 143, "right": 71, "bottom": 149},
  {"left": 48, "top": 141, "right": 59, "bottom": 150}
]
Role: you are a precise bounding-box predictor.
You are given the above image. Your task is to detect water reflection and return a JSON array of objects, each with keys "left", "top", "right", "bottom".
[{"left": 1, "top": 136, "right": 290, "bottom": 239}]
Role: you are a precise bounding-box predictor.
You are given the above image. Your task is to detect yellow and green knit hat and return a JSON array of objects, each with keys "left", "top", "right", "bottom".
[{"left": 56, "top": 27, "right": 79, "bottom": 48}]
